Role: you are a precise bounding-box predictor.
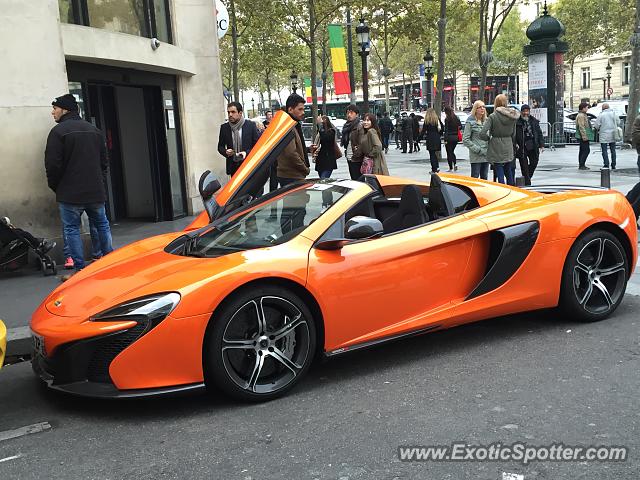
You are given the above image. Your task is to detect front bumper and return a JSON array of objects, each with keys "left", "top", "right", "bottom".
[{"left": 31, "top": 326, "right": 204, "bottom": 398}]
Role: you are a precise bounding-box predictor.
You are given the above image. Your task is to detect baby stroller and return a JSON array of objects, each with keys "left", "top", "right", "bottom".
[{"left": 0, "top": 217, "right": 57, "bottom": 275}]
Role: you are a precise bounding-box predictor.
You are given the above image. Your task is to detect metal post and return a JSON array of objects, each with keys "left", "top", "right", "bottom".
[
  {"left": 346, "top": 9, "right": 356, "bottom": 103},
  {"left": 600, "top": 168, "right": 611, "bottom": 188},
  {"left": 361, "top": 50, "right": 369, "bottom": 113}
]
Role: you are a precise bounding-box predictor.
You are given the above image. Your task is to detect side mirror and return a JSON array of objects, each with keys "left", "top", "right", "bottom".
[
  {"left": 198, "top": 170, "right": 221, "bottom": 222},
  {"left": 345, "top": 215, "right": 383, "bottom": 239},
  {"left": 314, "top": 216, "right": 383, "bottom": 251}
]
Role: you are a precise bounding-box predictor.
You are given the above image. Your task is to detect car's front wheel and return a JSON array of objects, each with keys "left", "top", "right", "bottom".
[
  {"left": 204, "top": 286, "right": 316, "bottom": 401},
  {"left": 559, "top": 229, "right": 628, "bottom": 322}
]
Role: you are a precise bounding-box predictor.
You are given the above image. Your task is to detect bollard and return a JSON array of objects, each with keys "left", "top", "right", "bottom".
[
  {"left": 600, "top": 168, "right": 611, "bottom": 189},
  {"left": 515, "top": 176, "right": 526, "bottom": 187}
]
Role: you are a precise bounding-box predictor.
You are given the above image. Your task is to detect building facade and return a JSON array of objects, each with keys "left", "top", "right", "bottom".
[{"left": 1, "top": 0, "right": 226, "bottom": 237}]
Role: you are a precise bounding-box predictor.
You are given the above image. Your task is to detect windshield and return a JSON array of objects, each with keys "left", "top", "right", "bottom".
[{"left": 189, "top": 183, "right": 350, "bottom": 257}]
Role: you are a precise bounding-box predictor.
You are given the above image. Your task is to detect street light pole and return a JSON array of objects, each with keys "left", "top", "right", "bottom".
[
  {"left": 346, "top": 8, "right": 357, "bottom": 103},
  {"left": 424, "top": 49, "right": 434, "bottom": 108},
  {"left": 356, "top": 18, "right": 371, "bottom": 113},
  {"left": 602, "top": 77, "right": 606, "bottom": 101},
  {"left": 606, "top": 60, "right": 612, "bottom": 99}
]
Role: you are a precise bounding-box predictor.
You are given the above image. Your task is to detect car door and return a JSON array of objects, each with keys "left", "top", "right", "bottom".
[
  {"left": 185, "top": 111, "right": 298, "bottom": 230},
  {"left": 307, "top": 214, "right": 488, "bottom": 354}
]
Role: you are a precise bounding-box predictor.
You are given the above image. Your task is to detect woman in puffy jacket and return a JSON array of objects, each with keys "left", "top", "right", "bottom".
[
  {"left": 479, "top": 94, "right": 519, "bottom": 185},
  {"left": 462, "top": 100, "right": 489, "bottom": 179}
]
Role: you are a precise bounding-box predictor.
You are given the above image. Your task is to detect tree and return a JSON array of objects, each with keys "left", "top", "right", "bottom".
[
  {"left": 625, "top": 1, "right": 640, "bottom": 142},
  {"left": 554, "top": 0, "right": 607, "bottom": 109},
  {"left": 281, "top": 0, "right": 351, "bottom": 132},
  {"left": 434, "top": 0, "right": 447, "bottom": 113},
  {"left": 491, "top": 12, "right": 527, "bottom": 103},
  {"left": 474, "top": 0, "right": 518, "bottom": 98}
]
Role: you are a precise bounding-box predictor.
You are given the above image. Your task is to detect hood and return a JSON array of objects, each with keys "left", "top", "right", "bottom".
[
  {"left": 495, "top": 106, "right": 520, "bottom": 122},
  {"left": 41, "top": 232, "right": 210, "bottom": 318}
]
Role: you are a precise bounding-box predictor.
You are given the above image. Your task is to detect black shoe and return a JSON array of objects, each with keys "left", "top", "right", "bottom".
[
  {"left": 578, "top": 166, "right": 590, "bottom": 170},
  {"left": 37, "top": 239, "right": 56, "bottom": 254},
  {"left": 611, "top": 165, "right": 616, "bottom": 170}
]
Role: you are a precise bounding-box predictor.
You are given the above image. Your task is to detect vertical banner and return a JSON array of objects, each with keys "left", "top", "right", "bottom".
[
  {"left": 304, "top": 78, "right": 312, "bottom": 103},
  {"left": 327, "top": 24, "right": 352, "bottom": 95}
]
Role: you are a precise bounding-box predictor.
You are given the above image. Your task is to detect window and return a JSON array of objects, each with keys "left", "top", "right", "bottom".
[
  {"left": 622, "top": 62, "right": 630, "bottom": 86},
  {"left": 59, "top": 0, "right": 172, "bottom": 43},
  {"left": 581, "top": 67, "right": 591, "bottom": 89}
]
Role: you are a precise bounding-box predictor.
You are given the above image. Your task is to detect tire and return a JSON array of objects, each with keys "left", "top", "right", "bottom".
[
  {"left": 204, "top": 286, "right": 316, "bottom": 402},
  {"left": 559, "top": 229, "right": 628, "bottom": 322}
]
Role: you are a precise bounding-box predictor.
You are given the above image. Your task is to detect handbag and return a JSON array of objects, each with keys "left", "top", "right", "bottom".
[
  {"left": 457, "top": 127, "right": 463, "bottom": 142},
  {"left": 360, "top": 156, "right": 374, "bottom": 174},
  {"left": 615, "top": 127, "right": 623, "bottom": 142},
  {"left": 333, "top": 141, "right": 343, "bottom": 159}
]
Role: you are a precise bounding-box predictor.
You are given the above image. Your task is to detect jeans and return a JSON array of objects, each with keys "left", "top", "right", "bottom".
[
  {"left": 445, "top": 141, "right": 458, "bottom": 168},
  {"left": 494, "top": 163, "right": 514, "bottom": 185},
  {"left": 428, "top": 149, "right": 439, "bottom": 173},
  {"left": 64, "top": 223, "right": 102, "bottom": 259},
  {"left": 59, "top": 202, "right": 113, "bottom": 271},
  {"left": 601, "top": 142, "right": 616, "bottom": 168},
  {"left": 382, "top": 134, "right": 390, "bottom": 149},
  {"left": 470, "top": 162, "right": 489, "bottom": 180},
  {"left": 518, "top": 148, "right": 539, "bottom": 186},
  {"left": 318, "top": 170, "right": 332, "bottom": 179},
  {"left": 578, "top": 140, "right": 590, "bottom": 167}
]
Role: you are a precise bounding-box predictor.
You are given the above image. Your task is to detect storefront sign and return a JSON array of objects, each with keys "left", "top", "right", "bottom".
[{"left": 216, "top": 0, "right": 229, "bottom": 39}]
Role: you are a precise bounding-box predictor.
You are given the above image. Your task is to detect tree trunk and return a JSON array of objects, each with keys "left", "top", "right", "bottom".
[
  {"left": 624, "top": 3, "right": 640, "bottom": 143},
  {"left": 229, "top": 0, "right": 240, "bottom": 101},
  {"left": 479, "top": 65, "right": 488, "bottom": 102},
  {"left": 434, "top": 0, "right": 446, "bottom": 114},
  {"left": 383, "top": 13, "right": 390, "bottom": 113},
  {"left": 309, "top": 0, "right": 318, "bottom": 137},
  {"left": 569, "top": 58, "right": 575, "bottom": 110}
]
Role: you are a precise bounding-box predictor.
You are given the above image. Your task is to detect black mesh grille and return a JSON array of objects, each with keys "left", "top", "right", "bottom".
[{"left": 87, "top": 324, "right": 147, "bottom": 383}]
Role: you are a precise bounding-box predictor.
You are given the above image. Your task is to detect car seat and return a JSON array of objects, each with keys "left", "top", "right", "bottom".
[{"left": 382, "top": 185, "right": 428, "bottom": 234}]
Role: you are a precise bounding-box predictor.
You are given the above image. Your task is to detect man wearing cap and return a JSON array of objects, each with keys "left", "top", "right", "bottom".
[
  {"left": 514, "top": 104, "right": 544, "bottom": 185},
  {"left": 45, "top": 93, "right": 113, "bottom": 279}
]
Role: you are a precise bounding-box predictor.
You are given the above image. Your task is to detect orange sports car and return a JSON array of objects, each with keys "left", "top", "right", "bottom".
[{"left": 31, "top": 111, "right": 637, "bottom": 401}]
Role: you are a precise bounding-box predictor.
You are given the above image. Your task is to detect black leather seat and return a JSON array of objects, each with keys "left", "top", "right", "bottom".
[
  {"left": 427, "top": 174, "right": 454, "bottom": 219},
  {"left": 382, "top": 185, "right": 428, "bottom": 234}
]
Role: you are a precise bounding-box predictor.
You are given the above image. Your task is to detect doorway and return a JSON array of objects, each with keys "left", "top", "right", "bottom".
[{"left": 82, "top": 82, "right": 187, "bottom": 222}]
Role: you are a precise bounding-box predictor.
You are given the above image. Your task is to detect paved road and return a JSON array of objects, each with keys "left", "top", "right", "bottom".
[
  {"left": 1, "top": 143, "right": 639, "bottom": 479},
  {"left": 1, "top": 300, "right": 639, "bottom": 479}
]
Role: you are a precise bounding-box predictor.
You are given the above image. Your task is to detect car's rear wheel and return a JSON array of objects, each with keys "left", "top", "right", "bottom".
[
  {"left": 204, "top": 286, "right": 316, "bottom": 401},
  {"left": 559, "top": 230, "right": 628, "bottom": 322}
]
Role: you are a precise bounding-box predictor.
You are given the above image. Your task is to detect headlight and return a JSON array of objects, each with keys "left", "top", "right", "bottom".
[{"left": 91, "top": 293, "right": 181, "bottom": 323}]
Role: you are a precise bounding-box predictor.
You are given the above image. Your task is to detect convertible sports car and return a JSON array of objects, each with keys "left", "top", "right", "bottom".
[{"left": 31, "top": 111, "right": 637, "bottom": 401}]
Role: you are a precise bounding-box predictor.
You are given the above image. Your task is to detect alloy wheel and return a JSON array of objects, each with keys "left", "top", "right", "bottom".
[
  {"left": 220, "top": 296, "right": 311, "bottom": 395},
  {"left": 572, "top": 237, "right": 626, "bottom": 315}
]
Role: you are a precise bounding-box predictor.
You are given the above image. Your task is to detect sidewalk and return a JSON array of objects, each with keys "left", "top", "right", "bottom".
[{"left": 2, "top": 144, "right": 639, "bottom": 354}]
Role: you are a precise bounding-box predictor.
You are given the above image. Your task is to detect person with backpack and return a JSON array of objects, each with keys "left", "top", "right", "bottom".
[
  {"left": 379, "top": 112, "right": 394, "bottom": 154},
  {"left": 575, "top": 102, "right": 592, "bottom": 170}
]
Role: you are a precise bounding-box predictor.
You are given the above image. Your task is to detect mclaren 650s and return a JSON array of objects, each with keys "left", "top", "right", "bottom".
[{"left": 31, "top": 111, "right": 637, "bottom": 401}]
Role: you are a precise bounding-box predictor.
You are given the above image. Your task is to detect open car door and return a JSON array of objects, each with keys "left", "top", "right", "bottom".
[{"left": 185, "top": 111, "right": 298, "bottom": 230}]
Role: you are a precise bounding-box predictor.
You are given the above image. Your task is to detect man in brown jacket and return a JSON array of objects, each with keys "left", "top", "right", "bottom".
[
  {"left": 276, "top": 94, "right": 310, "bottom": 187},
  {"left": 575, "top": 102, "right": 591, "bottom": 170}
]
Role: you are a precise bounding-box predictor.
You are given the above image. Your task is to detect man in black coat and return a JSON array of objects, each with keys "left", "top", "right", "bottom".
[
  {"left": 45, "top": 93, "right": 113, "bottom": 277},
  {"left": 218, "top": 102, "right": 261, "bottom": 177},
  {"left": 378, "top": 112, "right": 393, "bottom": 154},
  {"left": 514, "top": 104, "right": 544, "bottom": 186}
]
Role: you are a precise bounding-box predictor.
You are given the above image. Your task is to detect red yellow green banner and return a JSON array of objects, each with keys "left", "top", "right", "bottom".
[
  {"left": 304, "top": 78, "right": 312, "bottom": 103},
  {"left": 328, "top": 24, "right": 351, "bottom": 95}
]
